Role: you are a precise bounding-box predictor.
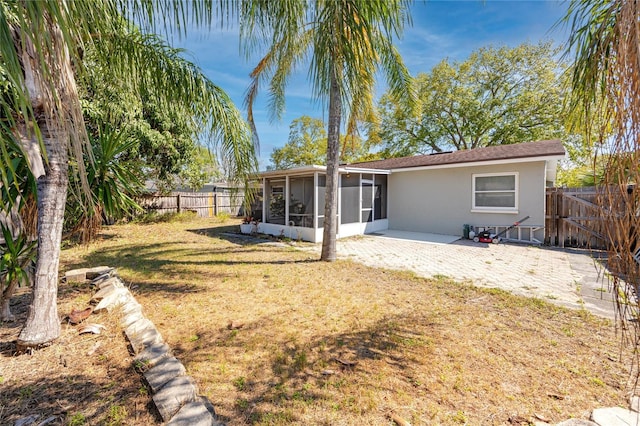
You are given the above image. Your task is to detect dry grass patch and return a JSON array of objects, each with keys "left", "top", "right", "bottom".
[
  {"left": 1, "top": 216, "right": 635, "bottom": 425},
  {"left": 0, "top": 288, "right": 156, "bottom": 425}
]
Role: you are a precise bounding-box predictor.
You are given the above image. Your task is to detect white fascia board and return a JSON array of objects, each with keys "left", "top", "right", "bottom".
[
  {"left": 340, "top": 166, "right": 391, "bottom": 175},
  {"left": 260, "top": 164, "right": 391, "bottom": 177},
  {"left": 389, "top": 155, "right": 566, "bottom": 173}
]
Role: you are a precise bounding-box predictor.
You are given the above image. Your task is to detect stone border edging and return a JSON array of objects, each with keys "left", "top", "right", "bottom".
[{"left": 69, "top": 267, "right": 223, "bottom": 425}]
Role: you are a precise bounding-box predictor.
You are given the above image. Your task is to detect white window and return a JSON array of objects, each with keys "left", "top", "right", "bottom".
[{"left": 472, "top": 172, "right": 518, "bottom": 213}]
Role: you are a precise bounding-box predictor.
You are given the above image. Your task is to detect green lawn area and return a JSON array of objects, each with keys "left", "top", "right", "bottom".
[{"left": 56, "top": 215, "right": 631, "bottom": 425}]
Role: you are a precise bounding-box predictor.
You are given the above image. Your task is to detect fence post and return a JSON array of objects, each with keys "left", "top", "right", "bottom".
[
  {"left": 177, "top": 194, "right": 181, "bottom": 213},
  {"left": 214, "top": 193, "right": 218, "bottom": 216}
]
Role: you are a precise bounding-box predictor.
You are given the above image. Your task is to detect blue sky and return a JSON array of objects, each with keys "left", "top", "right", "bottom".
[{"left": 173, "top": 0, "right": 570, "bottom": 168}]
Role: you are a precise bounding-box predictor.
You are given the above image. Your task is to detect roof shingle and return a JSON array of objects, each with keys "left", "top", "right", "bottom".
[{"left": 348, "top": 139, "right": 565, "bottom": 170}]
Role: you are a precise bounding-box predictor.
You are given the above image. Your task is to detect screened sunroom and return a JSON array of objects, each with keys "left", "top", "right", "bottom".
[{"left": 258, "top": 165, "right": 390, "bottom": 242}]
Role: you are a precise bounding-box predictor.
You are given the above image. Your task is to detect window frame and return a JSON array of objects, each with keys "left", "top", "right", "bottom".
[{"left": 471, "top": 172, "right": 519, "bottom": 213}]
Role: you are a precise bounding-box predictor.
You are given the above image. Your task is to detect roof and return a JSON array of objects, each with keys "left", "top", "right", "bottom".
[{"left": 348, "top": 139, "right": 565, "bottom": 171}]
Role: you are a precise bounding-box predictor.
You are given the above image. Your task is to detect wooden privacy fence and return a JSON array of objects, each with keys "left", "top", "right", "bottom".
[
  {"left": 545, "top": 187, "right": 609, "bottom": 248},
  {"left": 138, "top": 192, "right": 245, "bottom": 218}
]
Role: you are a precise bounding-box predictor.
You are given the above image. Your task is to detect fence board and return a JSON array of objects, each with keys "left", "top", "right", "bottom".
[
  {"left": 545, "top": 186, "right": 613, "bottom": 249},
  {"left": 138, "top": 192, "right": 245, "bottom": 218}
]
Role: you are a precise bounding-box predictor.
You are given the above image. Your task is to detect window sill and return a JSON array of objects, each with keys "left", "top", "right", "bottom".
[{"left": 471, "top": 209, "right": 519, "bottom": 214}]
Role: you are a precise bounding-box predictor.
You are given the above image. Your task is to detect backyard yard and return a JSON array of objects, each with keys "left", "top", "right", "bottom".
[{"left": 0, "top": 215, "right": 634, "bottom": 425}]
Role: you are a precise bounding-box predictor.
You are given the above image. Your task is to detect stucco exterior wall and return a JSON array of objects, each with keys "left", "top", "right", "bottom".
[{"left": 387, "top": 161, "right": 547, "bottom": 237}]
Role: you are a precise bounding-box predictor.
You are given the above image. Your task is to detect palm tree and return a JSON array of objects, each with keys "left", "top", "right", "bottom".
[
  {"left": 242, "top": 0, "right": 413, "bottom": 261},
  {"left": 0, "top": 1, "right": 255, "bottom": 349},
  {"left": 564, "top": 0, "right": 640, "bottom": 322}
]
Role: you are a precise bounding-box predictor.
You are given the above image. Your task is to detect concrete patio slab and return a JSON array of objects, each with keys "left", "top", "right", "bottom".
[
  {"left": 369, "top": 230, "right": 460, "bottom": 245},
  {"left": 308, "top": 231, "right": 618, "bottom": 319}
]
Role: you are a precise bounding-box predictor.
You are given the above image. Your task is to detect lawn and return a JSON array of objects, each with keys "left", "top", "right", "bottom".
[{"left": 0, "top": 215, "right": 634, "bottom": 425}]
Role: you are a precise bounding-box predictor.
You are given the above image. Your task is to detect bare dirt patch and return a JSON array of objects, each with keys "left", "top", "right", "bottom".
[{"left": 1, "top": 216, "right": 635, "bottom": 425}]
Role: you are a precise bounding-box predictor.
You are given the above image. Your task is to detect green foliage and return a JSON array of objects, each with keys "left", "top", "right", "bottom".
[
  {"left": 374, "top": 42, "right": 571, "bottom": 156},
  {"left": 0, "top": 223, "right": 36, "bottom": 290},
  {"left": 177, "top": 145, "right": 220, "bottom": 191},
  {"left": 269, "top": 115, "right": 381, "bottom": 170},
  {"left": 0, "top": 133, "right": 37, "bottom": 216},
  {"left": 77, "top": 25, "right": 239, "bottom": 191},
  {"left": 269, "top": 116, "right": 327, "bottom": 170},
  {"left": 67, "top": 413, "right": 86, "bottom": 426},
  {"left": 132, "top": 211, "right": 197, "bottom": 225},
  {"left": 88, "top": 127, "right": 144, "bottom": 219},
  {"left": 65, "top": 126, "right": 144, "bottom": 240}
]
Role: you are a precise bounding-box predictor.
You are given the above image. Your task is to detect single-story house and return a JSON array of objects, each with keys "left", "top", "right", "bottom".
[{"left": 257, "top": 139, "right": 566, "bottom": 243}]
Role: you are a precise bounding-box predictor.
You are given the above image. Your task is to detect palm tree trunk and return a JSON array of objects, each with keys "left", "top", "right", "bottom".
[
  {"left": 321, "top": 69, "right": 342, "bottom": 261},
  {"left": 15, "top": 20, "right": 74, "bottom": 349},
  {"left": 16, "top": 126, "right": 68, "bottom": 349}
]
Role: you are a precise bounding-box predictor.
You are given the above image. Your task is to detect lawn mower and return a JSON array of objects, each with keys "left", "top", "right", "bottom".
[{"left": 472, "top": 215, "right": 530, "bottom": 244}]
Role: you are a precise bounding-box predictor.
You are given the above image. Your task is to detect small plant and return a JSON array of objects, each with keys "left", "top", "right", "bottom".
[
  {"left": 235, "top": 398, "right": 249, "bottom": 410},
  {"left": 233, "top": 376, "right": 246, "bottom": 391},
  {"left": 19, "top": 385, "right": 34, "bottom": 399},
  {"left": 105, "top": 404, "right": 127, "bottom": 425},
  {"left": 67, "top": 412, "right": 86, "bottom": 426},
  {"left": 0, "top": 223, "right": 36, "bottom": 321},
  {"left": 451, "top": 410, "right": 468, "bottom": 424},
  {"left": 293, "top": 350, "right": 307, "bottom": 372},
  {"left": 216, "top": 211, "right": 230, "bottom": 222}
]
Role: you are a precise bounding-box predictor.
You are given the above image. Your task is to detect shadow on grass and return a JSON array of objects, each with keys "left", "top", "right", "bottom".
[
  {"left": 61, "top": 240, "right": 319, "bottom": 295},
  {"left": 171, "top": 312, "right": 437, "bottom": 424},
  {"left": 187, "top": 226, "right": 304, "bottom": 247}
]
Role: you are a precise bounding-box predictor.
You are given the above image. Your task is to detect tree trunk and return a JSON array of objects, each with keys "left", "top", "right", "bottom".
[
  {"left": 0, "top": 276, "right": 17, "bottom": 322},
  {"left": 15, "top": 18, "right": 76, "bottom": 349},
  {"left": 320, "top": 69, "right": 342, "bottom": 261},
  {"left": 16, "top": 128, "right": 68, "bottom": 349}
]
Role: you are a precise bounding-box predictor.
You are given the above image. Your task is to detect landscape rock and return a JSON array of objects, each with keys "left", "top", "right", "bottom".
[
  {"left": 86, "top": 266, "right": 113, "bottom": 279},
  {"left": 125, "top": 317, "right": 154, "bottom": 336},
  {"left": 152, "top": 376, "right": 198, "bottom": 421},
  {"left": 91, "top": 280, "right": 125, "bottom": 303},
  {"left": 64, "top": 268, "right": 88, "bottom": 283},
  {"left": 93, "top": 287, "right": 131, "bottom": 313},
  {"left": 96, "top": 276, "right": 120, "bottom": 290},
  {"left": 121, "top": 310, "right": 145, "bottom": 328},
  {"left": 166, "top": 400, "right": 218, "bottom": 426},
  {"left": 134, "top": 342, "right": 171, "bottom": 369},
  {"left": 127, "top": 323, "right": 163, "bottom": 352},
  {"left": 591, "top": 407, "right": 640, "bottom": 425},
  {"left": 556, "top": 419, "right": 599, "bottom": 425},
  {"left": 91, "top": 272, "right": 114, "bottom": 287},
  {"left": 118, "top": 300, "right": 143, "bottom": 317},
  {"left": 144, "top": 356, "right": 186, "bottom": 393}
]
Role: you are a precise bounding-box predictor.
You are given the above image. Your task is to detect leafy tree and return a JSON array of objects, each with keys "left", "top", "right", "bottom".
[
  {"left": 78, "top": 25, "right": 224, "bottom": 190},
  {"left": 269, "top": 115, "right": 376, "bottom": 170},
  {"left": 270, "top": 116, "right": 327, "bottom": 170},
  {"left": 243, "top": 0, "right": 412, "bottom": 261},
  {"left": 178, "top": 145, "right": 221, "bottom": 191},
  {"left": 0, "top": 1, "right": 255, "bottom": 349},
  {"left": 374, "top": 42, "right": 568, "bottom": 156}
]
